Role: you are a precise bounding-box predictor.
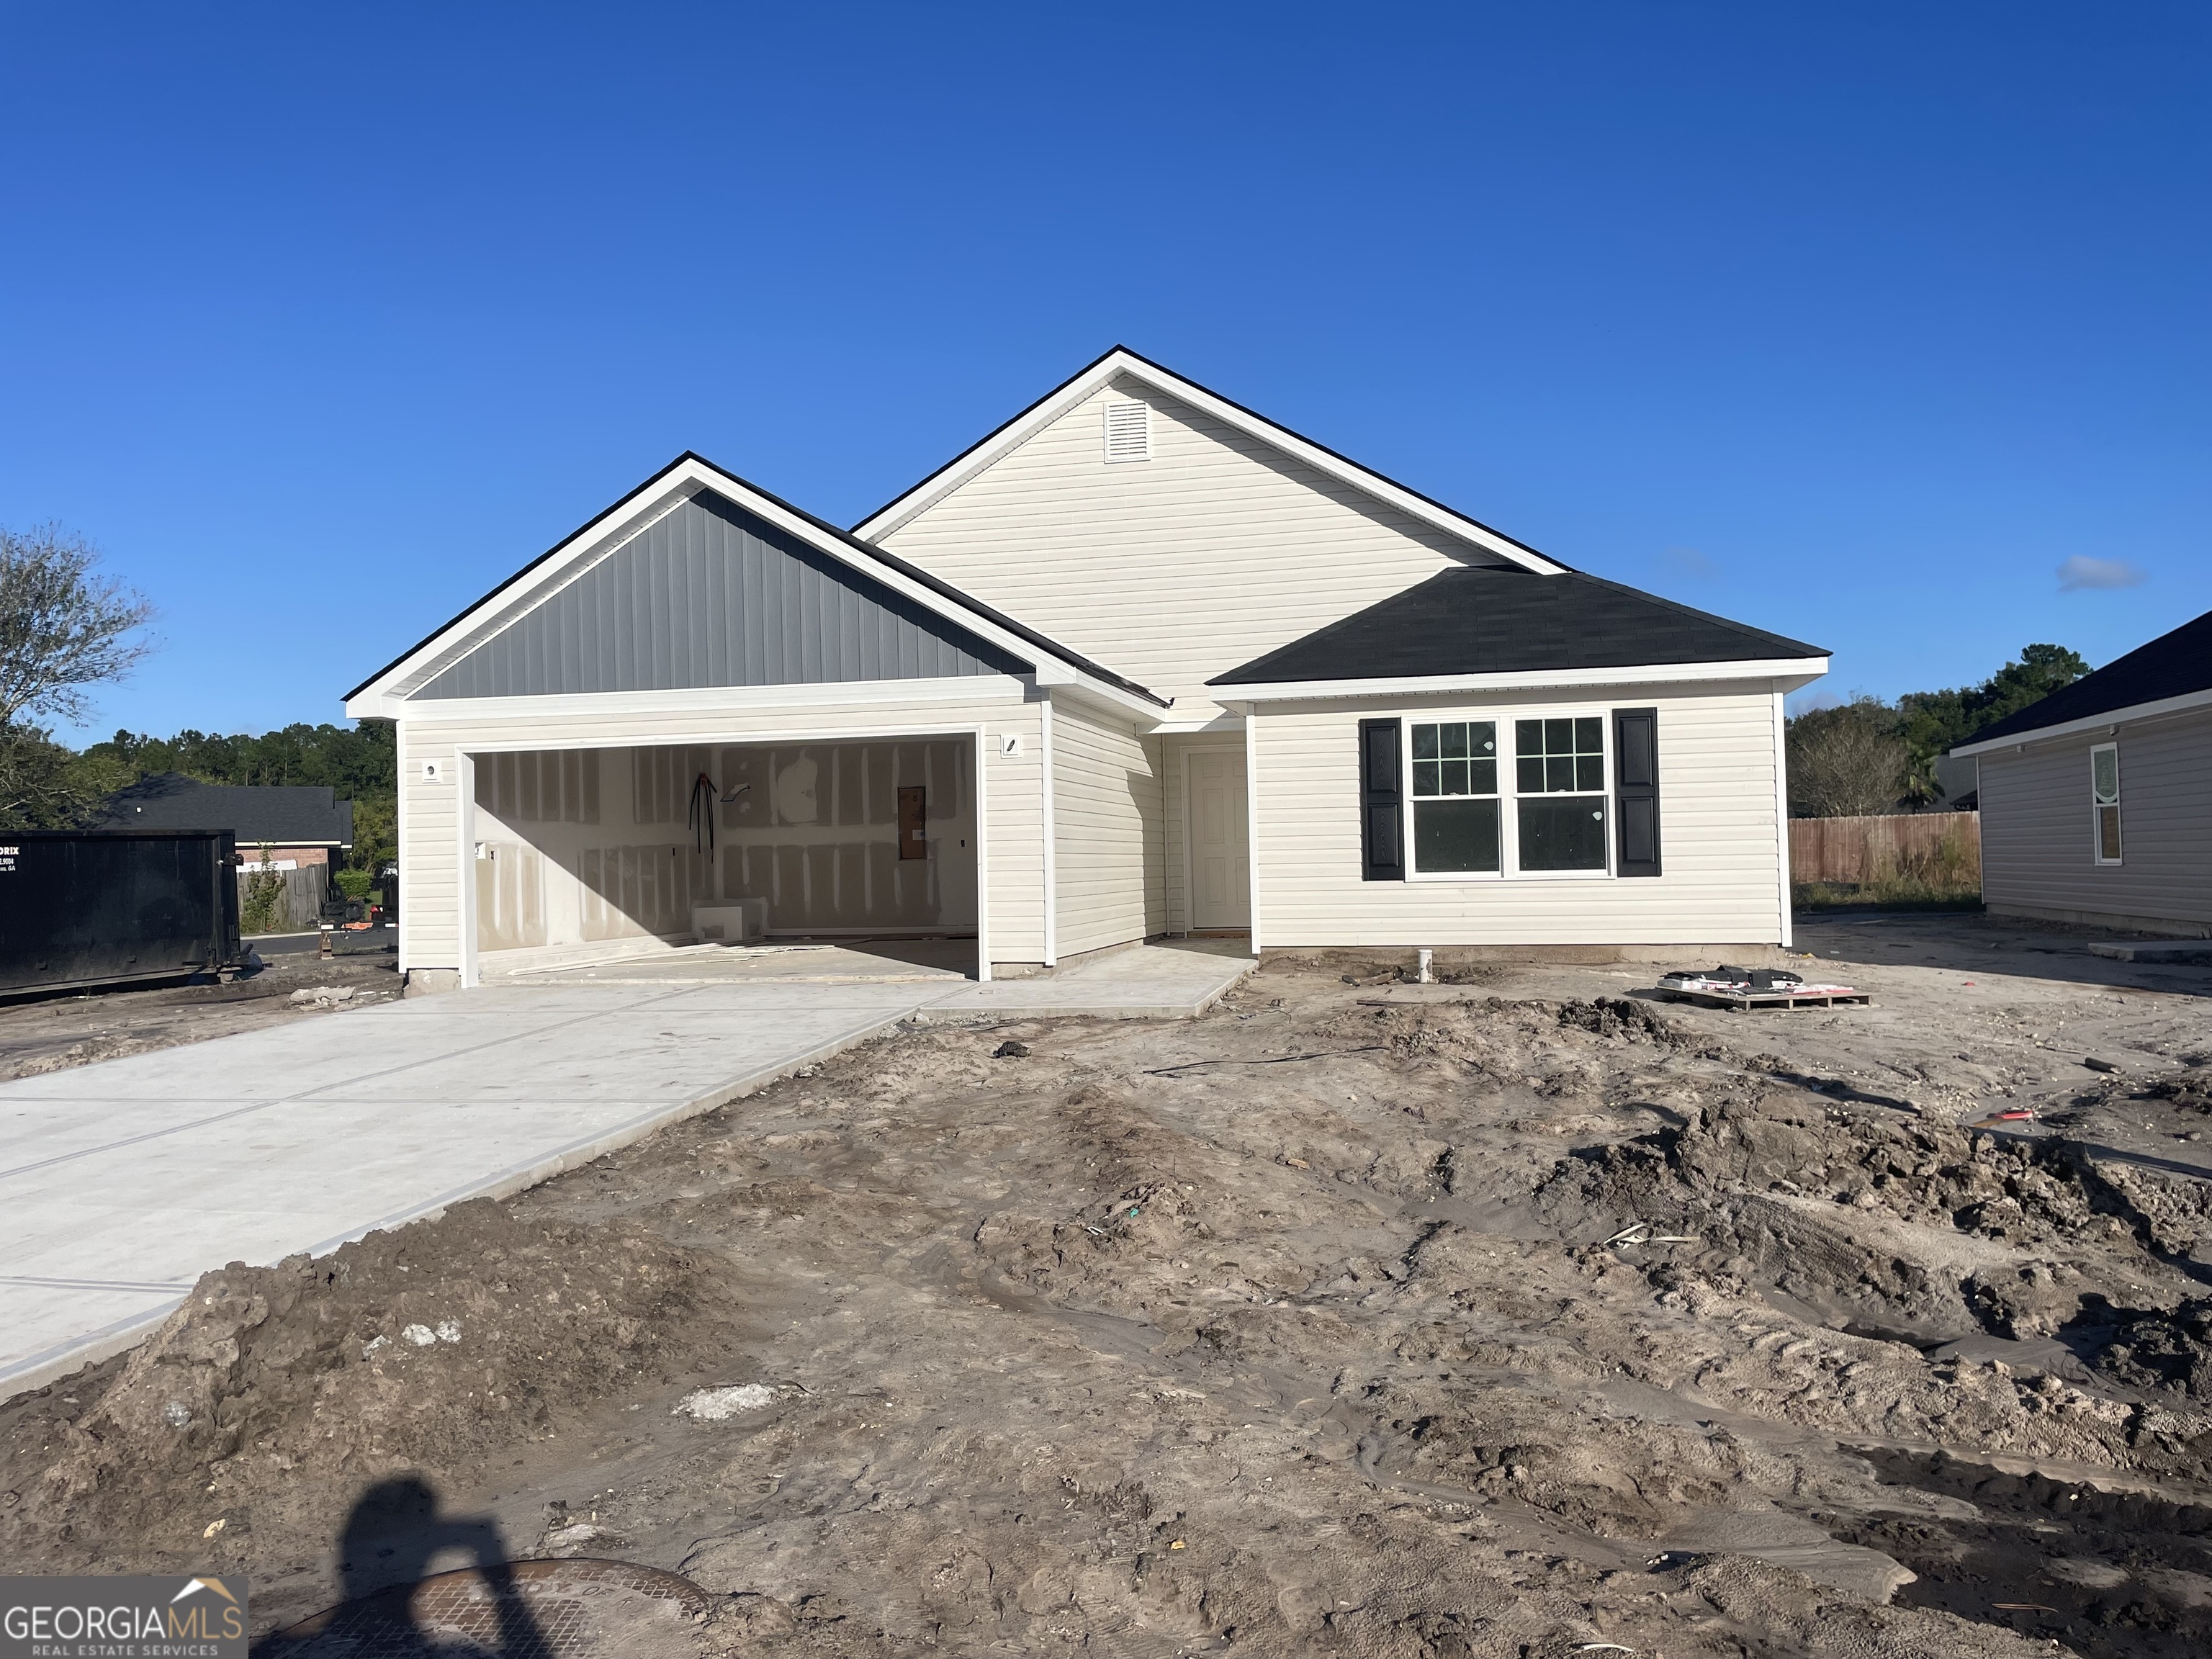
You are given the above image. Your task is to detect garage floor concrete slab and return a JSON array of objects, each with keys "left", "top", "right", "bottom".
[{"left": 0, "top": 941, "right": 1254, "bottom": 1401}]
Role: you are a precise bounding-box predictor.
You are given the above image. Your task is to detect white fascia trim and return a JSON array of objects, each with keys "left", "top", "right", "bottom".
[
  {"left": 361, "top": 675, "right": 1031, "bottom": 725},
  {"left": 1218, "top": 657, "right": 1831, "bottom": 703},
  {"left": 447, "top": 718, "right": 991, "bottom": 757},
  {"left": 854, "top": 350, "right": 1565, "bottom": 575},
  {"left": 1951, "top": 685, "right": 2212, "bottom": 757},
  {"left": 349, "top": 457, "right": 1158, "bottom": 719},
  {"left": 350, "top": 482, "right": 703, "bottom": 709}
]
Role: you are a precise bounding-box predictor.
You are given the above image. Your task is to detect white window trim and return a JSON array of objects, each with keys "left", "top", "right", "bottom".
[
  {"left": 2090, "top": 741, "right": 2122, "bottom": 866},
  {"left": 1403, "top": 706, "right": 1615, "bottom": 882}
]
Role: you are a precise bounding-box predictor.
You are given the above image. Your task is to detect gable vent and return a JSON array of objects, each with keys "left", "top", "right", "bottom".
[{"left": 1102, "top": 399, "right": 1151, "bottom": 463}]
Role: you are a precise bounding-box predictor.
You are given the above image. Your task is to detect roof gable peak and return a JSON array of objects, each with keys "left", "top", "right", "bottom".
[{"left": 852, "top": 347, "right": 1568, "bottom": 576}]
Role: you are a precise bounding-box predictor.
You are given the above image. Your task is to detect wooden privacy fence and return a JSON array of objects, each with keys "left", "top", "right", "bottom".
[
  {"left": 237, "top": 864, "right": 329, "bottom": 935},
  {"left": 1789, "top": 811, "right": 1980, "bottom": 888}
]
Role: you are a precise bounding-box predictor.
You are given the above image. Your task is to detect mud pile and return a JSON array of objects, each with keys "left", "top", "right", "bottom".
[{"left": 1, "top": 1200, "right": 726, "bottom": 1571}]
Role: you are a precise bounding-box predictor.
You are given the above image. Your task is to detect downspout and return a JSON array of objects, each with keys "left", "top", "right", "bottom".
[
  {"left": 1771, "top": 688, "right": 1793, "bottom": 950},
  {"left": 1040, "top": 698, "right": 1058, "bottom": 967},
  {"left": 1244, "top": 709, "right": 1262, "bottom": 955}
]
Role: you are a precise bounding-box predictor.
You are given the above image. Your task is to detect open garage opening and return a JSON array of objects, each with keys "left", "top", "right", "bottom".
[{"left": 466, "top": 736, "right": 979, "bottom": 980}]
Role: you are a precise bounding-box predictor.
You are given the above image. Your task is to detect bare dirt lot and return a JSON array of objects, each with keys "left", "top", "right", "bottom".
[
  {"left": 6, "top": 914, "right": 2212, "bottom": 1658},
  {"left": 0, "top": 947, "right": 400, "bottom": 1080}
]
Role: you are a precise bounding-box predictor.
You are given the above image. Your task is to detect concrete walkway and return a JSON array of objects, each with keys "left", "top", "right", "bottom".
[{"left": 0, "top": 942, "right": 1251, "bottom": 1399}]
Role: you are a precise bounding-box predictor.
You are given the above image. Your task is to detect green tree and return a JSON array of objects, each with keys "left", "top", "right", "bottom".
[
  {"left": 0, "top": 725, "right": 95, "bottom": 830},
  {"left": 1895, "top": 642, "right": 2089, "bottom": 801}
]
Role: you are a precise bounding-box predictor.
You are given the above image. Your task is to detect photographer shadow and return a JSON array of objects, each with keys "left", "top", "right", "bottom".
[{"left": 254, "top": 1475, "right": 550, "bottom": 1657}]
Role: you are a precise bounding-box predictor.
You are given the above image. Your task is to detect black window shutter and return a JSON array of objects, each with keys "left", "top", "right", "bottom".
[
  {"left": 1359, "top": 718, "right": 1403, "bottom": 881},
  {"left": 1613, "top": 707, "right": 1660, "bottom": 877}
]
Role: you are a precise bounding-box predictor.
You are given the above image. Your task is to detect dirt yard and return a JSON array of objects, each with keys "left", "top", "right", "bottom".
[
  {"left": 6, "top": 914, "right": 2212, "bottom": 1658},
  {"left": 0, "top": 946, "right": 400, "bottom": 1080}
]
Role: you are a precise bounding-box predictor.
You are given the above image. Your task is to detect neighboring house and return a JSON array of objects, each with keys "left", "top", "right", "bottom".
[
  {"left": 96, "top": 775, "right": 355, "bottom": 871},
  {"left": 1951, "top": 608, "right": 2212, "bottom": 938},
  {"left": 344, "top": 348, "right": 1828, "bottom": 989}
]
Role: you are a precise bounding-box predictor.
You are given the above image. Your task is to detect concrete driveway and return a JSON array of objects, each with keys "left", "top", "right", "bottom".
[{"left": 0, "top": 942, "right": 1251, "bottom": 1398}]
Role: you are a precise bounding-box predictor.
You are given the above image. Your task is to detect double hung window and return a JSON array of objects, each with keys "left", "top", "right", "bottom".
[
  {"left": 1410, "top": 720, "right": 1499, "bottom": 872},
  {"left": 1406, "top": 712, "right": 1610, "bottom": 878},
  {"left": 1515, "top": 717, "right": 1609, "bottom": 871}
]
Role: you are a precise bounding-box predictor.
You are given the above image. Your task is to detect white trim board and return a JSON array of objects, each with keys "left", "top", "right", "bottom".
[
  {"left": 1217, "top": 659, "right": 1830, "bottom": 705},
  {"left": 1950, "top": 685, "right": 2212, "bottom": 757},
  {"left": 853, "top": 347, "right": 1567, "bottom": 575},
  {"left": 374, "top": 675, "right": 1032, "bottom": 726}
]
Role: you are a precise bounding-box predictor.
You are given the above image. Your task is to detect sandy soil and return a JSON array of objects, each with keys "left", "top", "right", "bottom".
[
  {"left": 6, "top": 914, "right": 2212, "bottom": 1658},
  {"left": 0, "top": 948, "right": 401, "bottom": 1079}
]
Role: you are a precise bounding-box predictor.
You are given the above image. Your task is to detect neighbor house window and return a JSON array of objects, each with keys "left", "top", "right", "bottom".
[
  {"left": 2091, "top": 742, "right": 2122, "bottom": 864},
  {"left": 1409, "top": 720, "right": 1500, "bottom": 873},
  {"left": 1407, "top": 713, "right": 1611, "bottom": 878}
]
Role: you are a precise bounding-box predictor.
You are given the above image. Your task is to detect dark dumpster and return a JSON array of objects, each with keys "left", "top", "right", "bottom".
[{"left": 0, "top": 830, "right": 246, "bottom": 997}]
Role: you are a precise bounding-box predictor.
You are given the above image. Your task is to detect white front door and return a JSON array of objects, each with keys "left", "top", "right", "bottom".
[{"left": 1187, "top": 748, "right": 1251, "bottom": 931}]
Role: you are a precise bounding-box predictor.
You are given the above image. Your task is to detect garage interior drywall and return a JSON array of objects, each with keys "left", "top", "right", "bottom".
[{"left": 469, "top": 738, "right": 977, "bottom": 961}]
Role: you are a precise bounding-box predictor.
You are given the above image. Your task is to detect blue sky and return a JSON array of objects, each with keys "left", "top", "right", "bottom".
[{"left": 2, "top": 3, "right": 2205, "bottom": 739}]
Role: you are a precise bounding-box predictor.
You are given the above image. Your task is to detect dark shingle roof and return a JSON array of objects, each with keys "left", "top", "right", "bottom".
[
  {"left": 94, "top": 775, "right": 354, "bottom": 845},
  {"left": 1963, "top": 608, "right": 2212, "bottom": 747},
  {"left": 1209, "top": 567, "right": 1824, "bottom": 686}
]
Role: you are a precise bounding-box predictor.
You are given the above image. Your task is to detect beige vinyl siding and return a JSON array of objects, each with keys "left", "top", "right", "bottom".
[
  {"left": 1050, "top": 696, "right": 1165, "bottom": 957},
  {"left": 1979, "top": 708, "right": 2212, "bottom": 932},
  {"left": 398, "top": 724, "right": 464, "bottom": 971},
  {"left": 1253, "top": 684, "right": 1785, "bottom": 946},
  {"left": 878, "top": 377, "right": 1483, "bottom": 720},
  {"left": 392, "top": 691, "right": 1046, "bottom": 973}
]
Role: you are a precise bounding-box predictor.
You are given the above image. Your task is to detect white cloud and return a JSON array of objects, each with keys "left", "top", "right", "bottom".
[{"left": 2056, "top": 554, "right": 2146, "bottom": 592}]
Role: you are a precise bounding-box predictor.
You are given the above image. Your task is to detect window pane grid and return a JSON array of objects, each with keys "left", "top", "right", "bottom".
[
  {"left": 1516, "top": 716, "right": 1605, "bottom": 793},
  {"left": 1409, "top": 722, "right": 1496, "bottom": 800}
]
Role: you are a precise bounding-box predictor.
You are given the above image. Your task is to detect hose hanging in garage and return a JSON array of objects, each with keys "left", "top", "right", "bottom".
[
  {"left": 688, "top": 773, "right": 716, "bottom": 853},
  {"left": 689, "top": 773, "right": 752, "bottom": 853}
]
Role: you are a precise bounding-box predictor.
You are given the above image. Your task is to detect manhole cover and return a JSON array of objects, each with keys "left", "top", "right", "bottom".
[{"left": 256, "top": 1557, "right": 709, "bottom": 1658}]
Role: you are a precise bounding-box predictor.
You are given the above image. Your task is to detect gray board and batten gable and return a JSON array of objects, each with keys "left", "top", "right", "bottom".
[
  {"left": 1211, "top": 567, "right": 1825, "bottom": 685},
  {"left": 410, "top": 490, "right": 1030, "bottom": 701}
]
